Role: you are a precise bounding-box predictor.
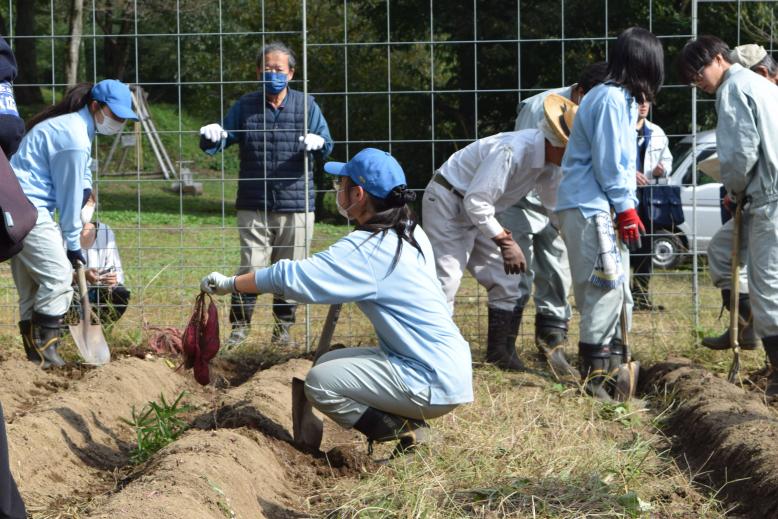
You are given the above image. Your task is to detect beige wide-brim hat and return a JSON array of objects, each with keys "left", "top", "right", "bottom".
[
  {"left": 729, "top": 44, "right": 768, "bottom": 69},
  {"left": 543, "top": 93, "right": 578, "bottom": 145}
]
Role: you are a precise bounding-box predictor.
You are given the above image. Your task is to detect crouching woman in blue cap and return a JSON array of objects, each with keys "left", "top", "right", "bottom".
[
  {"left": 201, "top": 148, "right": 473, "bottom": 455},
  {"left": 10, "top": 80, "right": 138, "bottom": 368}
]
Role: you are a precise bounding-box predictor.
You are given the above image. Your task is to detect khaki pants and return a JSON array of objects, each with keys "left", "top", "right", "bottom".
[
  {"left": 304, "top": 347, "right": 458, "bottom": 428},
  {"left": 10, "top": 210, "right": 73, "bottom": 319},
  {"left": 236, "top": 210, "right": 314, "bottom": 274}
]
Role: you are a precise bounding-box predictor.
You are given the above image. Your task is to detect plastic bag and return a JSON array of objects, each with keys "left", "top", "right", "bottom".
[{"left": 182, "top": 292, "right": 221, "bottom": 385}]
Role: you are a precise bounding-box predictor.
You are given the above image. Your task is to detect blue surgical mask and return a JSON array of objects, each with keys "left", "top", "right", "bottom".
[{"left": 263, "top": 71, "right": 288, "bottom": 94}]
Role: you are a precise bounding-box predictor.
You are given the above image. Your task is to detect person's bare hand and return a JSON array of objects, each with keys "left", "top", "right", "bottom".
[
  {"left": 636, "top": 171, "right": 649, "bottom": 186},
  {"left": 99, "top": 272, "right": 118, "bottom": 286},
  {"left": 652, "top": 162, "right": 665, "bottom": 178},
  {"left": 85, "top": 268, "right": 100, "bottom": 284}
]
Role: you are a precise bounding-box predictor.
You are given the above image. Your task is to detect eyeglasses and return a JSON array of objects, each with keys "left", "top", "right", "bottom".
[{"left": 690, "top": 63, "right": 707, "bottom": 86}]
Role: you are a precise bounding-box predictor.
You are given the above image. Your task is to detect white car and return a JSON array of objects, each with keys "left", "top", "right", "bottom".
[{"left": 653, "top": 130, "right": 720, "bottom": 269}]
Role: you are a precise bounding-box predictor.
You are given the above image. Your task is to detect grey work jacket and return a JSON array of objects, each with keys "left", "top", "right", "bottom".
[{"left": 716, "top": 63, "right": 778, "bottom": 208}]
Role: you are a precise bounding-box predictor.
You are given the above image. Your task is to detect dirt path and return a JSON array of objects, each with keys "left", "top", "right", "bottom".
[{"left": 644, "top": 360, "right": 778, "bottom": 517}]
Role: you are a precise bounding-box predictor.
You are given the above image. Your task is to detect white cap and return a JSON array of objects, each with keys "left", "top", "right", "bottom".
[{"left": 729, "top": 44, "right": 768, "bottom": 69}]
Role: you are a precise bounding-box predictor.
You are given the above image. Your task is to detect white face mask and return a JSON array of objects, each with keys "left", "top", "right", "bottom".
[
  {"left": 95, "top": 107, "right": 125, "bottom": 135},
  {"left": 336, "top": 189, "right": 357, "bottom": 219},
  {"left": 80, "top": 203, "right": 95, "bottom": 225}
]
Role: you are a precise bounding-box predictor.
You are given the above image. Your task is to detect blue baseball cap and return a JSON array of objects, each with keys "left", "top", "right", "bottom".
[
  {"left": 91, "top": 79, "right": 138, "bottom": 121},
  {"left": 324, "top": 148, "right": 407, "bottom": 199}
]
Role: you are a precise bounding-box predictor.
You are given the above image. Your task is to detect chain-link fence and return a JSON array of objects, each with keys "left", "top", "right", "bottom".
[{"left": 0, "top": 0, "right": 775, "bottom": 357}]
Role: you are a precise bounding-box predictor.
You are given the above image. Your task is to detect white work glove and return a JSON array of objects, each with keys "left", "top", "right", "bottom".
[
  {"left": 200, "top": 272, "right": 236, "bottom": 295},
  {"left": 299, "top": 133, "right": 325, "bottom": 151},
  {"left": 199, "top": 123, "right": 227, "bottom": 143}
]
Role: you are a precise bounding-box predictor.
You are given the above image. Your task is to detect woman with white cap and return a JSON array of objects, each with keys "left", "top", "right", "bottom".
[
  {"left": 10, "top": 79, "right": 138, "bottom": 368},
  {"left": 201, "top": 148, "right": 473, "bottom": 456}
]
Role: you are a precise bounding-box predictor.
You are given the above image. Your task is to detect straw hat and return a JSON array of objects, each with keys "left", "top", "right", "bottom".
[{"left": 543, "top": 93, "right": 578, "bottom": 145}]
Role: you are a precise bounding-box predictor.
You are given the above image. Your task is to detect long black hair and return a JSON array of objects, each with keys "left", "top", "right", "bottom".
[
  {"left": 606, "top": 27, "right": 664, "bottom": 103},
  {"left": 677, "top": 36, "right": 731, "bottom": 85},
  {"left": 355, "top": 183, "right": 423, "bottom": 276},
  {"left": 26, "top": 82, "right": 97, "bottom": 131}
]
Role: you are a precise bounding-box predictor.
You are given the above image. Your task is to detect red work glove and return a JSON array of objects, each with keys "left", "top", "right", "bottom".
[
  {"left": 722, "top": 193, "right": 737, "bottom": 215},
  {"left": 492, "top": 229, "right": 527, "bottom": 275},
  {"left": 616, "top": 208, "right": 645, "bottom": 252}
]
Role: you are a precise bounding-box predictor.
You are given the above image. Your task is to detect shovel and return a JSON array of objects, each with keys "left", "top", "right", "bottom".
[
  {"left": 67, "top": 263, "right": 111, "bottom": 365},
  {"left": 612, "top": 230, "right": 639, "bottom": 401},
  {"left": 727, "top": 196, "right": 743, "bottom": 384},
  {"left": 292, "top": 303, "right": 342, "bottom": 451}
]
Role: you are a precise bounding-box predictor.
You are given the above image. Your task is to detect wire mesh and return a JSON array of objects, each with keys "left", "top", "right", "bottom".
[{"left": 0, "top": 0, "right": 775, "bottom": 359}]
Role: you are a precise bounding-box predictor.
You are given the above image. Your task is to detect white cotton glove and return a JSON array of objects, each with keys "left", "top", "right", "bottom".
[
  {"left": 199, "top": 123, "right": 227, "bottom": 143},
  {"left": 200, "top": 272, "right": 236, "bottom": 295},
  {"left": 299, "top": 133, "right": 325, "bottom": 151}
]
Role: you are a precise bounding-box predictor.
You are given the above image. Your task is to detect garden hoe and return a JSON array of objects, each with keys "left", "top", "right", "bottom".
[
  {"left": 68, "top": 263, "right": 111, "bottom": 365},
  {"left": 727, "top": 197, "right": 743, "bottom": 384},
  {"left": 292, "top": 303, "right": 342, "bottom": 451}
]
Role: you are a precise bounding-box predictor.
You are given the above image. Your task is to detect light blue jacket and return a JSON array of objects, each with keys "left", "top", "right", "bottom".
[
  {"left": 255, "top": 226, "right": 474, "bottom": 406},
  {"left": 11, "top": 106, "right": 94, "bottom": 250},
  {"left": 555, "top": 83, "right": 638, "bottom": 218},
  {"left": 716, "top": 63, "right": 778, "bottom": 208}
]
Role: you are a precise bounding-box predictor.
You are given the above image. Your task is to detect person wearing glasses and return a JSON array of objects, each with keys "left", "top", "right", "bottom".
[
  {"left": 678, "top": 36, "right": 778, "bottom": 393},
  {"left": 198, "top": 41, "right": 333, "bottom": 351}
]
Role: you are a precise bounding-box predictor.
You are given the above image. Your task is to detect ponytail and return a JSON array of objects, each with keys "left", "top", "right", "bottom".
[
  {"left": 355, "top": 185, "right": 423, "bottom": 276},
  {"left": 26, "top": 82, "right": 95, "bottom": 131}
]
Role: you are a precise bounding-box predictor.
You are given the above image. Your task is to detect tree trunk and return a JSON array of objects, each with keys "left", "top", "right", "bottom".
[
  {"left": 65, "top": 0, "right": 85, "bottom": 86},
  {"left": 14, "top": 0, "right": 43, "bottom": 104}
]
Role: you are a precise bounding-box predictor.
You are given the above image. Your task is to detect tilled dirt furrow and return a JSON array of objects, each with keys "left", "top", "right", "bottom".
[
  {"left": 7, "top": 356, "right": 190, "bottom": 507},
  {"left": 645, "top": 361, "right": 778, "bottom": 517},
  {"left": 84, "top": 428, "right": 302, "bottom": 519},
  {"left": 0, "top": 357, "right": 77, "bottom": 419}
]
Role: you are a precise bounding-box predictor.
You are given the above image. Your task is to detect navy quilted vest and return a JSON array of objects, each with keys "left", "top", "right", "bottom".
[{"left": 235, "top": 88, "right": 314, "bottom": 212}]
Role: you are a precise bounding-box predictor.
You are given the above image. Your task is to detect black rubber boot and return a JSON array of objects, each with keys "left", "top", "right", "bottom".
[
  {"left": 579, "top": 342, "right": 613, "bottom": 402},
  {"left": 486, "top": 307, "right": 524, "bottom": 371},
  {"left": 352, "top": 407, "right": 429, "bottom": 456},
  {"left": 271, "top": 297, "right": 297, "bottom": 346},
  {"left": 225, "top": 292, "right": 257, "bottom": 349},
  {"left": 701, "top": 290, "right": 760, "bottom": 351},
  {"left": 30, "top": 311, "right": 66, "bottom": 369},
  {"left": 763, "top": 336, "right": 778, "bottom": 397},
  {"left": 535, "top": 314, "right": 569, "bottom": 351},
  {"left": 607, "top": 338, "right": 626, "bottom": 383},
  {"left": 18, "top": 320, "right": 41, "bottom": 363}
]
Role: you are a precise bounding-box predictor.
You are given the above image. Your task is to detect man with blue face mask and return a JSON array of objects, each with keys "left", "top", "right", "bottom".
[{"left": 199, "top": 41, "right": 333, "bottom": 350}]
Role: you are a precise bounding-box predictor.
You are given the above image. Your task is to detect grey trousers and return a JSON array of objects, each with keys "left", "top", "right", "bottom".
[
  {"left": 742, "top": 202, "right": 778, "bottom": 337},
  {"left": 10, "top": 210, "right": 73, "bottom": 319},
  {"left": 707, "top": 216, "right": 750, "bottom": 293},
  {"left": 558, "top": 209, "right": 632, "bottom": 345},
  {"left": 497, "top": 196, "right": 572, "bottom": 320},
  {"left": 304, "top": 347, "right": 458, "bottom": 428}
]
